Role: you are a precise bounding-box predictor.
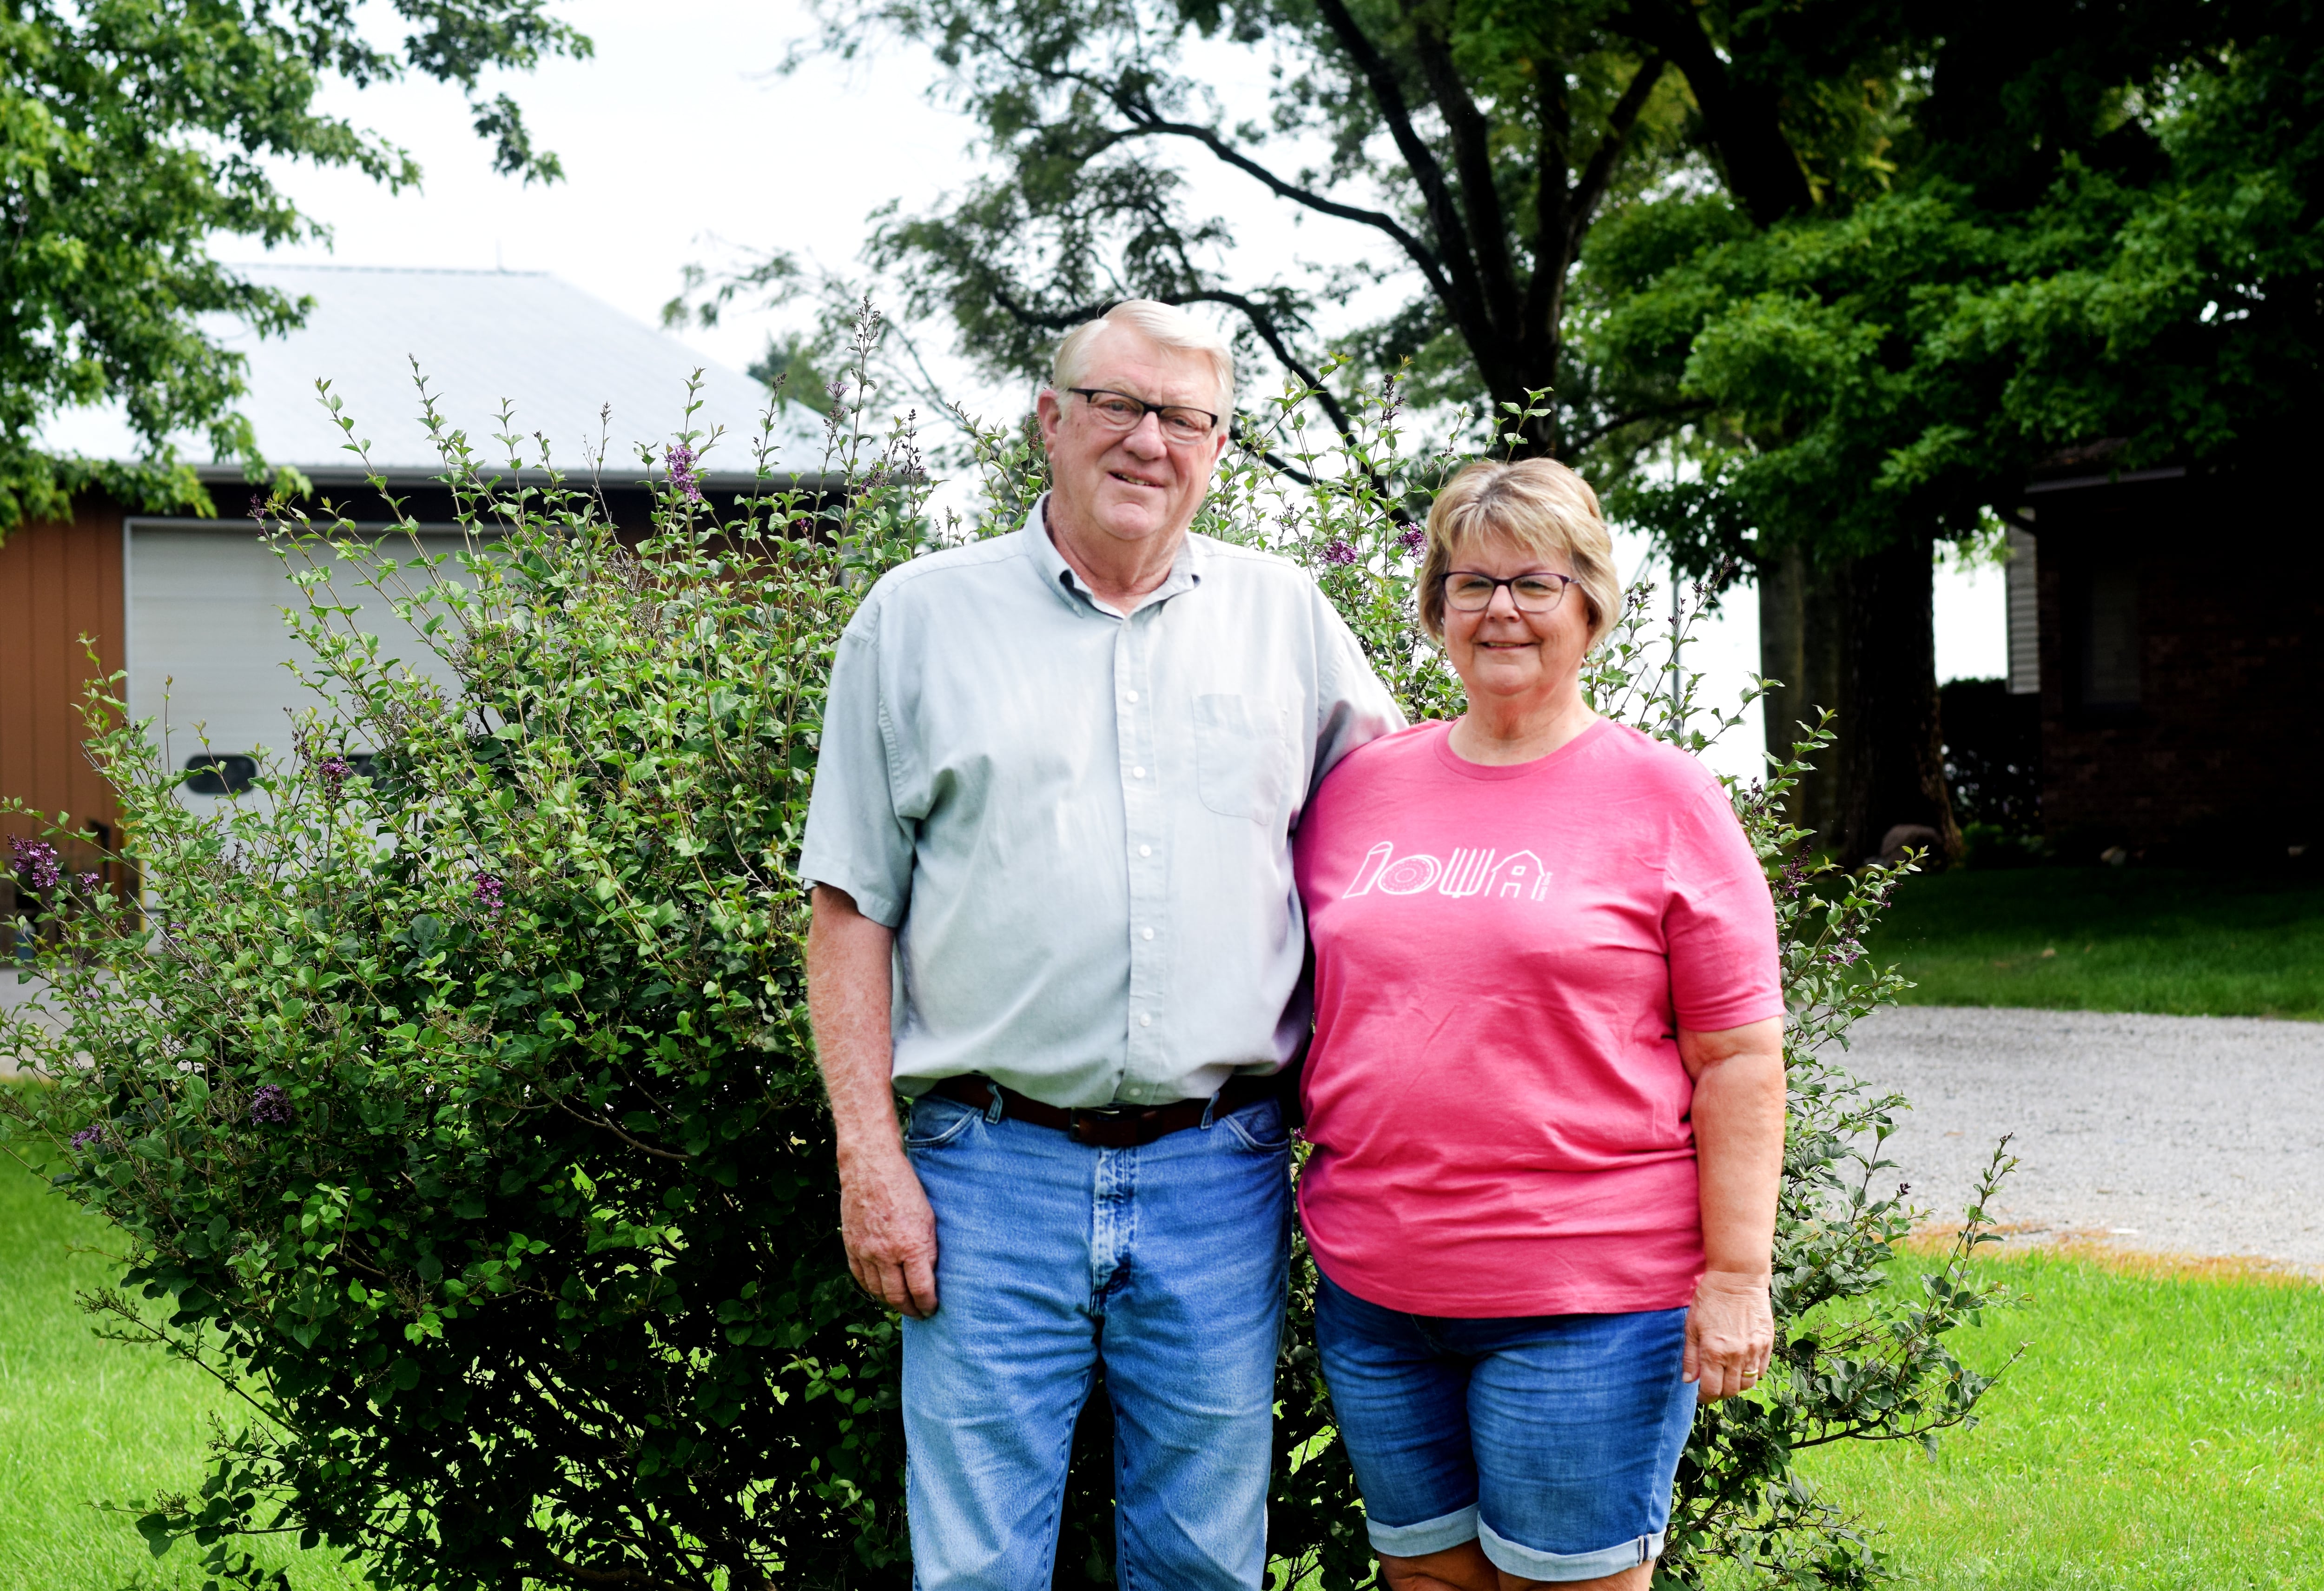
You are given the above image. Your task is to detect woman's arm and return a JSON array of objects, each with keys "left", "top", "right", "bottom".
[{"left": 1678, "top": 1016, "right": 1786, "bottom": 1401}]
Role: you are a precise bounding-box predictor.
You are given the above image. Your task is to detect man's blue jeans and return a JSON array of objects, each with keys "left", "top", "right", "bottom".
[{"left": 899, "top": 1088, "right": 1293, "bottom": 1590}]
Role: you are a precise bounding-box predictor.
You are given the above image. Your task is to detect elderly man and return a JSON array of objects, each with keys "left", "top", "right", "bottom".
[{"left": 800, "top": 299, "right": 1401, "bottom": 1589}]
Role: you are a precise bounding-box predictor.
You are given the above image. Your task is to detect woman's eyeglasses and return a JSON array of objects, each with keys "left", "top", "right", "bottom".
[
  {"left": 1067, "top": 388, "right": 1220, "bottom": 444},
  {"left": 1439, "top": 570, "right": 1581, "bottom": 613}
]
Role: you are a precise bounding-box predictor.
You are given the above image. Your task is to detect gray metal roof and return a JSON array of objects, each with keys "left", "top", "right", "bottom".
[{"left": 54, "top": 263, "right": 828, "bottom": 483}]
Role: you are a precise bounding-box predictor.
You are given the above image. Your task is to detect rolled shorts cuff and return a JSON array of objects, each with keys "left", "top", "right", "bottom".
[
  {"left": 1478, "top": 1520, "right": 1662, "bottom": 1583},
  {"left": 1365, "top": 1503, "right": 1480, "bottom": 1558}
]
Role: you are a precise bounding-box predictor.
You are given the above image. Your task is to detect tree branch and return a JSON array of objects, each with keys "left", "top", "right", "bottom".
[
  {"left": 944, "top": 23, "right": 1458, "bottom": 305},
  {"left": 1110, "top": 108, "right": 1457, "bottom": 307},
  {"left": 1616, "top": 0, "right": 1811, "bottom": 225},
  {"left": 551, "top": 1094, "right": 693, "bottom": 1160},
  {"left": 1565, "top": 397, "right": 1711, "bottom": 452},
  {"left": 1401, "top": 4, "right": 1522, "bottom": 339},
  {"left": 1568, "top": 55, "right": 1666, "bottom": 258},
  {"left": 1169, "top": 289, "right": 1358, "bottom": 440},
  {"left": 1308, "top": 0, "right": 1499, "bottom": 365}
]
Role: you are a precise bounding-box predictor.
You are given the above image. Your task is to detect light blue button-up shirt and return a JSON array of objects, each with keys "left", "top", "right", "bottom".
[{"left": 799, "top": 497, "right": 1404, "bottom": 1108}]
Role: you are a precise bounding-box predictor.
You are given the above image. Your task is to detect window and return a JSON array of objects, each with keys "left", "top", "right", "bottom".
[
  {"left": 183, "top": 753, "right": 259, "bottom": 796},
  {"left": 2005, "top": 527, "right": 2039, "bottom": 695},
  {"left": 2075, "top": 566, "right": 2141, "bottom": 709}
]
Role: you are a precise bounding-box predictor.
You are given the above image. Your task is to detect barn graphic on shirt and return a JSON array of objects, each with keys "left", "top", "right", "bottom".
[{"left": 1342, "top": 842, "right": 1551, "bottom": 902}]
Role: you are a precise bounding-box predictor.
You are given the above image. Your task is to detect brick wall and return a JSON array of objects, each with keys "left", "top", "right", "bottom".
[{"left": 2033, "top": 475, "right": 2323, "bottom": 859}]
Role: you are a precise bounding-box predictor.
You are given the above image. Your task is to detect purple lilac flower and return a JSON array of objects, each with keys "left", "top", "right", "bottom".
[
  {"left": 8, "top": 836, "right": 60, "bottom": 893},
  {"left": 70, "top": 1124, "right": 106, "bottom": 1151},
  {"left": 317, "top": 755, "right": 352, "bottom": 798},
  {"left": 249, "top": 1085, "right": 294, "bottom": 1125},
  {"left": 474, "top": 873, "right": 505, "bottom": 918},
  {"left": 1824, "top": 938, "right": 1865, "bottom": 968},
  {"left": 1322, "top": 539, "right": 1360, "bottom": 567},
  {"left": 75, "top": 872, "right": 100, "bottom": 895},
  {"left": 1395, "top": 524, "right": 1426, "bottom": 554},
  {"left": 664, "top": 444, "right": 704, "bottom": 504}
]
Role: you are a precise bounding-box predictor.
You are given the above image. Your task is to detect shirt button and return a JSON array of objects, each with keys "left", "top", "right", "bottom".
[
  {"left": 1142, "top": 927, "right": 1155, "bottom": 941},
  {"left": 1139, "top": 1013, "right": 1153, "bottom": 1028},
  {"left": 1126, "top": 689, "right": 1140, "bottom": 703},
  {"left": 1132, "top": 766, "right": 1146, "bottom": 779},
  {"left": 1138, "top": 844, "right": 1152, "bottom": 857}
]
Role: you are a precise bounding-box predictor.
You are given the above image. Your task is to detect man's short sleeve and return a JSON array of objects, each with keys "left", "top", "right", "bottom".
[
  {"left": 1307, "top": 590, "right": 1406, "bottom": 796},
  {"left": 799, "top": 605, "right": 915, "bottom": 928}
]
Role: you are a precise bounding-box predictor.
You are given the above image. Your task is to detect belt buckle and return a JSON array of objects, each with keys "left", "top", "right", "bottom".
[{"left": 1068, "top": 1107, "right": 1141, "bottom": 1149}]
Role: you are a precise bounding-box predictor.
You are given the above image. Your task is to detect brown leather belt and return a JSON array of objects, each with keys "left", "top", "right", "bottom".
[{"left": 929, "top": 1073, "right": 1281, "bottom": 1149}]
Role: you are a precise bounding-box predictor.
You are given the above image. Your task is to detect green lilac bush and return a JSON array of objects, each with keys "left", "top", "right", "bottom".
[{"left": 1, "top": 326, "right": 2014, "bottom": 1590}]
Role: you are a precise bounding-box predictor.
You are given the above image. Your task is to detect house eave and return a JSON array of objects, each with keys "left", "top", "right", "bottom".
[{"left": 189, "top": 462, "right": 851, "bottom": 496}]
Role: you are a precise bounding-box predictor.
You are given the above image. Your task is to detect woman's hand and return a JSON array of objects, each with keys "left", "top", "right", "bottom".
[{"left": 1684, "top": 1269, "right": 1773, "bottom": 1401}]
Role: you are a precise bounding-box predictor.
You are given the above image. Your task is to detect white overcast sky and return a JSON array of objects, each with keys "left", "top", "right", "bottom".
[{"left": 191, "top": 0, "right": 2009, "bottom": 777}]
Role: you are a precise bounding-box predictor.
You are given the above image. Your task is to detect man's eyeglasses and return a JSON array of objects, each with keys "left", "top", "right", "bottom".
[
  {"left": 1067, "top": 388, "right": 1221, "bottom": 444},
  {"left": 1439, "top": 570, "right": 1582, "bottom": 613}
]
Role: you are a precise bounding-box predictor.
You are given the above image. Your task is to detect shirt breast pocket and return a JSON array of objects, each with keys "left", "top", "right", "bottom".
[{"left": 1193, "top": 693, "right": 1292, "bottom": 823}]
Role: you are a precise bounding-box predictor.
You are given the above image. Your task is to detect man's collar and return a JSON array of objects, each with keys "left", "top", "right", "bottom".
[{"left": 1028, "top": 493, "right": 1204, "bottom": 617}]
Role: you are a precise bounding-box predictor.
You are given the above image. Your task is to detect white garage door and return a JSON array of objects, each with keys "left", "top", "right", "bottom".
[{"left": 127, "top": 523, "right": 482, "bottom": 802}]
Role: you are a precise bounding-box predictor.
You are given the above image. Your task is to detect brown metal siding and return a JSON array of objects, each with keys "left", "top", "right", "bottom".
[{"left": 0, "top": 499, "right": 126, "bottom": 893}]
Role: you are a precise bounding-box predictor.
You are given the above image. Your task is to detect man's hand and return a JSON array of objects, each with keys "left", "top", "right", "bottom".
[
  {"left": 838, "top": 1140, "right": 940, "bottom": 1317},
  {"left": 1684, "top": 1269, "right": 1773, "bottom": 1402},
  {"left": 808, "top": 883, "right": 939, "bottom": 1318}
]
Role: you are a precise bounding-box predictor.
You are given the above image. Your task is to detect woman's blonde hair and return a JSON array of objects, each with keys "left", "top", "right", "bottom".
[{"left": 1417, "top": 458, "right": 1624, "bottom": 649}]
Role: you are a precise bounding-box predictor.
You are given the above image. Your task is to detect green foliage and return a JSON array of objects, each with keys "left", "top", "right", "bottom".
[
  {"left": 3, "top": 333, "right": 2014, "bottom": 1589},
  {"left": 0, "top": 0, "right": 590, "bottom": 537},
  {"left": 1582, "top": 0, "right": 2322, "bottom": 573}
]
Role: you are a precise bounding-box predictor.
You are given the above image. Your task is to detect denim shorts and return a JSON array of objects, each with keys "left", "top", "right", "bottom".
[{"left": 1314, "top": 1269, "right": 1697, "bottom": 1582}]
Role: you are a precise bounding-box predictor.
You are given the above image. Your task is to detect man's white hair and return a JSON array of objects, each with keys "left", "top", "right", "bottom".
[{"left": 1050, "top": 300, "right": 1236, "bottom": 421}]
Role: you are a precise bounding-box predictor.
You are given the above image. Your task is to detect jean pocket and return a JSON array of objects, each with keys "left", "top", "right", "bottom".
[
  {"left": 903, "top": 1094, "right": 980, "bottom": 1151},
  {"left": 1217, "top": 1097, "right": 1292, "bottom": 1153},
  {"left": 1193, "top": 693, "right": 1292, "bottom": 823}
]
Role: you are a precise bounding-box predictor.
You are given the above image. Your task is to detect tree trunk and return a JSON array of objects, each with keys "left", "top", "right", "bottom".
[
  {"left": 1833, "top": 533, "right": 1961, "bottom": 866},
  {"left": 1759, "top": 537, "right": 1961, "bottom": 866},
  {"left": 1758, "top": 544, "right": 1844, "bottom": 840}
]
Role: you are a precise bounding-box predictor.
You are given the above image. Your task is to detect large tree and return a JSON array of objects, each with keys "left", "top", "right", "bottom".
[
  {"left": 1587, "top": 0, "right": 2321, "bottom": 858},
  {"left": 763, "top": 0, "right": 1910, "bottom": 456},
  {"left": 0, "top": 0, "right": 591, "bottom": 536}
]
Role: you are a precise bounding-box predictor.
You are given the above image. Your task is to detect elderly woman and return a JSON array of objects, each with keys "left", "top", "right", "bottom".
[{"left": 1292, "top": 459, "right": 1786, "bottom": 1591}]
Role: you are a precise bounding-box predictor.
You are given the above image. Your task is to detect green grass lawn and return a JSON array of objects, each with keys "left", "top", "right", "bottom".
[
  {"left": 1866, "top": 868, "right": 2324, "bottom": 1020},
  {"left": 1793, "top": 1250, "right": 2324, "bottom": 1590},
  {"left": 0, "top": 1154, "right": 363, "bottom": 1591}
]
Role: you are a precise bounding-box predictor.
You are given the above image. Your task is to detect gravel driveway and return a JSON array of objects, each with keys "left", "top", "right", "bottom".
[{"left": 1826, "top": 1005, "right": 2324, "bottom": 1268}]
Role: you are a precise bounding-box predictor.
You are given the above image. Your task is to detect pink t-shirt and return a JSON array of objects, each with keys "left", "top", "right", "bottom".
[{"left": 1292, "top": 717, "right": 1783, "bottom": 1318}]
